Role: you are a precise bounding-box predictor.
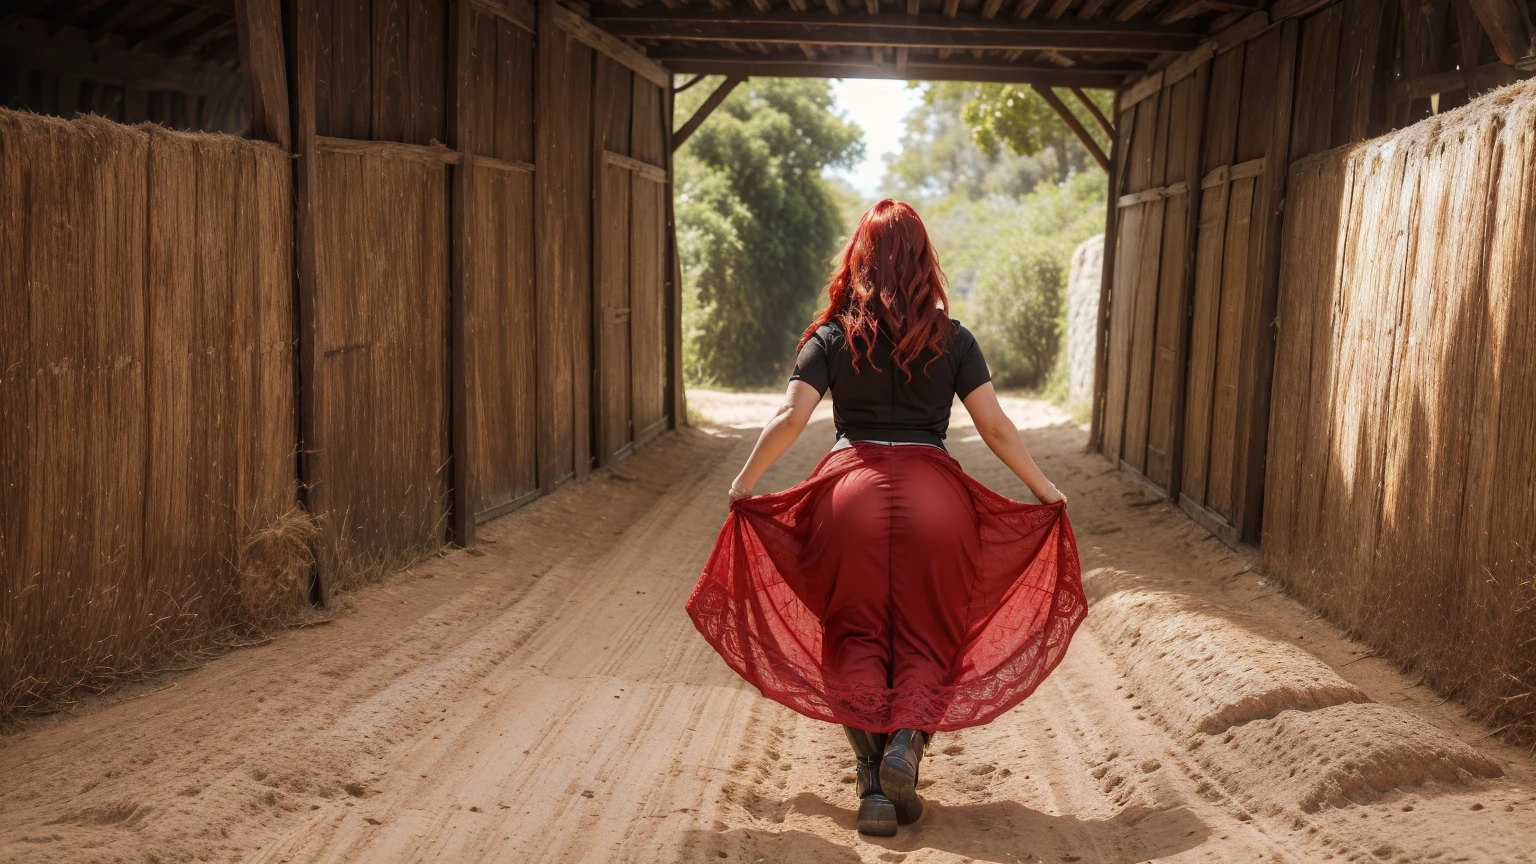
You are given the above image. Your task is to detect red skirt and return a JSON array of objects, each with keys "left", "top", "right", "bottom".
[{"left": 686, "top": 443, "right": 1086, "bottom": 733}]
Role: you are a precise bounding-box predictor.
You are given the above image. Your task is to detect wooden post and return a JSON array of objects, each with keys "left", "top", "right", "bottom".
[
  {"left": 285, "top": 0, "right": 327, "bottom": 604},
  {"left": 1071, "top": 85, "right": 1115, "bottom": 139},
  {"left": 664, "top": 79, "right": 687, "bottom": 429},
  {"left": 1162, "top": 60, "right": 1210, "bottom": 503},
  {"left": 234, "top": 0, "right": 290, "bottom": 148},
  {"left": 1089, "top": 89, "right": 1126, "bottom": 453},
  {"left": 533, "top": 0, "right": 562, "bottom": 493},
  {"left": 1464, "top": 0, "right": 1535, "bottom": 65},
  {"left": 448, "top": 0, "right": 476, "bottom": 547},
  {"left": 672, "top": 75, "right": 744, "bottom": 150},
  {"left": 1033, "top": 84, "right": 1109, "bottom": 171},
  {"left": 1234, "top": 17, "right": 1299, "bottom": 544}
]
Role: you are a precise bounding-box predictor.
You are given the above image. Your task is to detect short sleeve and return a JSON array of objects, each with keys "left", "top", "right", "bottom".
[
  {"left": 790, "top": 333, "right": 830, "bottom": 394},
  {"left": 953, "top": 327, "right": 991, "bottom": 399}
]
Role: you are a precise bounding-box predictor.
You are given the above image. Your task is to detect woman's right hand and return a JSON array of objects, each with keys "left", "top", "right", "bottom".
[{"left": 1035, "top": 484, "right": 1066, "bottom": 506}]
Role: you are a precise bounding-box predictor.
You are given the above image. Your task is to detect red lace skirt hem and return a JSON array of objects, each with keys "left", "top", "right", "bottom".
[{"left": 685, "top": 444, "right": 1086, "bottom": 733}]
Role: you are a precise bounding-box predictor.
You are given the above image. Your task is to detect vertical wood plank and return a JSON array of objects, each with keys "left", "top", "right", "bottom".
[
  {"left": 287, "top": 0, "right": 328, "bottom": 600},
  {"left": 332, "top": 0, "right": 371, "bottom": 139},
  {"left": 1120, "top": 83, "right": 1173, "bottom": 476},
  {"left": 1333, "top": 0, "right": 1389, "bottom": 146},
  {"left": 1289, "top": 5, "right": 1340, "bottom": 163},
  {"left": 408, "top": 0, "right": 449, "bottom": 145},
  {"left": 373, "top": 0, "right": 408, "bottom": 141},
  {"left": 235, "top": 0, "right": 292, "bottom": 149},
  {"left": 1233, "top": 18, "right": 1300, "bottom": 542},
  {"left": 449, "top": 0, "right": 474, "bottom": 545},
  {"left": 1089, "top": 89, "right": 1125, "bottom": 452},
  {"left": 1146, "top": 64, "right": 1208, "bottom": 492}
]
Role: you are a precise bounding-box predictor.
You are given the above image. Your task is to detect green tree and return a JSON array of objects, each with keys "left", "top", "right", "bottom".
[
  {"left": 884, "top": 82, "right": 1050, "bottom": 202},
  {"left": 962, "top": 86, "right": 1113, "bottom": 182},
  {"left": 676, "top": 78, "right": 863, "bottom": 388},
  {"left": 951, "top": 172, "right": 1107, "bottom": 390}
]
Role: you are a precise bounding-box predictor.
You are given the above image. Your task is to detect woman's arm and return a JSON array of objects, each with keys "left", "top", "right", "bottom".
[
  {"left": 960, "top": 382, "right": 1065, "bottom": 505},
  {"left": 729, "top": 381, "right": 824, "bottom": 502}
]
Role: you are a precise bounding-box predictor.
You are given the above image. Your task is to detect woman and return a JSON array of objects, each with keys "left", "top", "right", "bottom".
[{"left": 686, "top": 200, "right": 1086, "bottom": 837}]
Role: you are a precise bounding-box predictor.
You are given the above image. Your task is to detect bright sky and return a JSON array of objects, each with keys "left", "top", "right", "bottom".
[{"left": 826, "top": 78, "right": 924, "bottom": 198}]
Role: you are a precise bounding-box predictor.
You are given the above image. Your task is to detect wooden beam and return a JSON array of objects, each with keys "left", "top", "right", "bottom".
[
  {"left": 604, "top": 149, "right": 669, "bottom": 181},
  {"left": 589, "top": 8, "right": 1207, "bottom": 53},
  {"left": 1121, "top": 69, "right": 1162, "bottom": 106},
  {"left": 1157, "top": 0, "right": 1205, "bottom": 23},
  {"left": 1089, "top": 89, "right": 1126, "bottom": 451},
  {"left": 663, "top": 82, "right": 686, "bottom": 431},
  {"left": 671, "top": 74, "right": 744, "bottom": 150},
  {"left": 448, "top": 0, "right": 474, "bottom": 547},
  {"left": 552, "top": 2, "right": 671, "bottom": 87},
  {"left": 1071, "top": 85, "right": 1114, "bottom": 137},
  {"left": 1033, "top": 84, "right": 1109, "bottom": 170},
  {"left": 235, "top": 0, "right": 290, "bottom": 149},
  {"left": 673, "top": 72, "right": 707, "bottom": 92},
  {"left": 471, "top": 0, "right": 537, "bottom": 32},
  {"left": 1233, "top": 17, "right": 1299, "bottom": 543},
  {"left": 313, "top": 136, "right": 465, "bottom": 164},
  {"left": 1464, "top": 0, "right": 1535, "bottom": 65},
  {"left": 285, "top": 0, "right": 327, "bottom": 604},
  {"left": 655, "top": 52, "right": 1137, "bottom": 85},
  {"left": 87, "top": 0, "right": 158, "bottom": 44}
]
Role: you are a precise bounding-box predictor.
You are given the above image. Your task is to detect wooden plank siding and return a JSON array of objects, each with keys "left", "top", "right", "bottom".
[
  {"left": 1094, "top": 4, "right": 1388, "bottom": 547},
  {"left": 284, "top": 0, "right": 681, "bottom": 573},
  {"left": 629, "top": 76, "right": 670, "bottom": 448},
  {"left": 593, "top": 55, "right": 635, "bottom": 467},
  {"left": 463, "top": 8, "right": 539, "bottom": 526},
  {"left": 311, "top": 147, "right": 453, "bottom": 571}
]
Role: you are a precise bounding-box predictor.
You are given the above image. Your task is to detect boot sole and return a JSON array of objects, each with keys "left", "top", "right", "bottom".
[
  {"left": 893, "top": 792, "right": 923, "bottom": 825},
  {"left": 879, "top": 756, "right": 918, "bottom": 814},
  {"left": 857, "top": 795, "right": 898, "bottom": 837}
]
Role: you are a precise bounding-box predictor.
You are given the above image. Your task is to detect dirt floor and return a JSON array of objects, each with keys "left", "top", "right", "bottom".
[{"left": 2, "top": 392, "right": 1534, "bottom": 864}]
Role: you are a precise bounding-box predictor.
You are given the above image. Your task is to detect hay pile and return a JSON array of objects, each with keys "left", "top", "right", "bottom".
[
  {"left": 0, "top": 109, "right": 307, "bottom": 720},
  {"left": 1264, "top": 79, "right": 1536, "bottom": 743}
]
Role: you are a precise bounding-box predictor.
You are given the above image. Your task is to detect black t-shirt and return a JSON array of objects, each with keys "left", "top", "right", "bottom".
[{"left": 790, "top": 320, "right": 991, "bottom": 448}]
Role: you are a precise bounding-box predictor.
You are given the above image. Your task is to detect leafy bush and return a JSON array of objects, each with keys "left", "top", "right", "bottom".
[
  {"left": 676, "top": 79, "right": 862, "bottom": 389},
  {"left": 967, "top": 242, "right": 1064, "bottom": 389}
]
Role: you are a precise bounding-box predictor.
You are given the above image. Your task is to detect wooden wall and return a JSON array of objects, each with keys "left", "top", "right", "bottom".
[
  {"left": 463, "top": 9, "right": 539, "bottom": 524},
  {"left": 278, "top": 0, "right": 678, "bottom": 569},
  {"left": 1263, "top": 79, "right": 1536, "bottom": 741},
  {"left": 311, "top": 145, "right": 454, "bottom": 572},
  {"left": 0, "top": 111, "right": 297, "bottom": 717},
  {"left": 1092, "top": 0, "right": 1518, "bottom": 546}
]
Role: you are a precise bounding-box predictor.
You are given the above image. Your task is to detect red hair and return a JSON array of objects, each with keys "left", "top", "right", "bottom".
[{"left": 799, "top": 199, "right": 953, "bottom": 379}]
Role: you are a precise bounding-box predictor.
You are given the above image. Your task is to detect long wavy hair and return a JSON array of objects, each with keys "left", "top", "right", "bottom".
[{"left": 798, "top": 199, "right": 953, "bottom": 380}]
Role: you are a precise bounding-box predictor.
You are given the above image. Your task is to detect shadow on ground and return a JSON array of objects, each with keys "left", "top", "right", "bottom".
[{"left": 680, "top": 792, "right": 1208, "bottom": 864}]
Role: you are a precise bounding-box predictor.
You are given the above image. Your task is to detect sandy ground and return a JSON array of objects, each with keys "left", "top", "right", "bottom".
[{"left": 2, "top": 392, "right": 1534, "bottom": 864}]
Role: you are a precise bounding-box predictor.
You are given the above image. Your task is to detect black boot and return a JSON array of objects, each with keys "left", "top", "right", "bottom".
[
  {"left": 843, "top": 726, "right": 898, "bottom": 836},
  {"left": 880, "top": 728, "right": 926, "bottom": 824}
]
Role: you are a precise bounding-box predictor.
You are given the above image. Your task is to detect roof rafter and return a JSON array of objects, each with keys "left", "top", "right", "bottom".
[
  {"left": 651, "top": 48, "right": 1136, "bottom": 84},
  {"left": 590, "top": 8, "right": 1205, "bottom": 52}
]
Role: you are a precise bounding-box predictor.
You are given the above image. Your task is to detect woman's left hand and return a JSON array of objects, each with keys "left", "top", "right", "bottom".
[{"left": 728, "top": 481, "right": 754, "bottom": 505}]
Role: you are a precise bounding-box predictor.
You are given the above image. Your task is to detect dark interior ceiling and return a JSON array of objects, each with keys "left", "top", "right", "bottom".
[
  {"left": 3, "top": 0, "right": 243, "bottom": 68},
  {"left": 592, "top": 0, "right": 1265, "bottom": 86}
]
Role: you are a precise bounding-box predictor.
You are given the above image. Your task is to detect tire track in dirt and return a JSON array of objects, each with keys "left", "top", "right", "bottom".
[{"left": 4, "top": 394, "right": 1533, "bottom": 864}]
